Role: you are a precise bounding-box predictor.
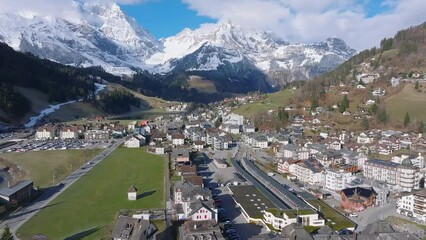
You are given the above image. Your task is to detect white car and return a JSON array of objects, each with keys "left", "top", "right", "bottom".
[{"left": 349, "top": 213, "right": 358, "bottom": 217}]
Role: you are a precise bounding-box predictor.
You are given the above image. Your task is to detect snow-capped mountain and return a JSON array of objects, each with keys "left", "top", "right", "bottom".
[
  {"left": 147, "top": 22, "right": 356, "bottom": 86},
  {"left": 0, "top": 1, "right": 356, "bottom": 89},
  {"left": 0, "top": 0, "right": 160, "bottom": 75}
]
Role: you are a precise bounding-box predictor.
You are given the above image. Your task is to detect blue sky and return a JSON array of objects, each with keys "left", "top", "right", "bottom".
[
  {"left": 121, "top": 0, "right": 215, "bottom": 38},
  {"left": 116, "top": 0, "right": 425, "bottom": 50},
  {"left": 363, "top": 0, "right": 393, "bottom": 18}
]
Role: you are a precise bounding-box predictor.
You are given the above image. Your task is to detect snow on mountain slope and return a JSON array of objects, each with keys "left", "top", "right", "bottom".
[
  {"left": 0, "top": 2, "right": 356, "bottom": 87},
  {"left": 146, "top": 21, "right": 356, "bottom": 85},
  {"left": 0, "top": 0, "right": 160, "bottom": 75}
]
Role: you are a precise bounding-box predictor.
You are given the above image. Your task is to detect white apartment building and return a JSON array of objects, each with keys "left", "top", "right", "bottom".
[
  {"left": 364, "top": 159, "right": 420, "bottom": 192},
  {"left": 263, "top": 209, "right": 325, "bottom": 230},
  {"left": 35, "top": 126, "right": 56, "bottom": 140},
  {"left": 125, "top": 137, "right": 141, "bottom": 148},
  {"left": 59, "top": 126, "right": 78, "bottom": 139},
  {"left": 357, "top": 133, "right": 373, "bottom": 144},
  {"left": 325, "top": 169, "right": 354, "bottom": 192},
  {"left": 392, "top": 153, "right": 425, "bottom": 169},
  {"left": 279, "top": 145, "right": 309, "bottom": 160},
  {"left": 397, "top": 189, "right": 426, "bottom": 222},
  {"left": 290, "top": 159, "right": 324, "bottom": 185},
  {"left": 172, "top": 134, "right": 185, "bottom": 146},
  {"left": 222, "top": 113, "right": 244, "bottom": 126}
]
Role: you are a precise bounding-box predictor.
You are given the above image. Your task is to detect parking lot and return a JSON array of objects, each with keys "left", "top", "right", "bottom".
[
  {"left": 1, "top": 138, "right": 113, "bottom": 153},
  {"left": 215, "top": 187, "right": 266, "bottom": 240},
  {"left": 198, "top": 151, "right": 268, "bottom": 240}
]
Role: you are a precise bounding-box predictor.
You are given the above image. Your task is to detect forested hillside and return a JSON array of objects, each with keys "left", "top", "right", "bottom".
[
  {"left": 0, "top": 43, "right": 120, "bottom": 118},
  {"left": 299, "top": 21, "right": 426, "bottom": 100}
]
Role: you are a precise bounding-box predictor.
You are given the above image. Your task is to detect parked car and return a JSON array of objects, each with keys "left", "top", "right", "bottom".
[{"left": 349, "top": 213, "right": 358, "bottom": 217}]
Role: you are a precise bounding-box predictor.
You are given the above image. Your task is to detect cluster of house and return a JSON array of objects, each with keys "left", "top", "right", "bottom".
[
  {"left": 172, "top": 160, "right": 223, "bottom": 239},
  {"left": 165, "top": 103, "right": 188, "bottom": 112},
  {"left": 140, "top": 115, "right": 239, "bottom": 156},
  {"left": 269, "top": 131, "right": 425, "bottom": 213}
]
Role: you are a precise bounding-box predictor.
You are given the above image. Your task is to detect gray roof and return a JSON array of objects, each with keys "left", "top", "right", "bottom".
[
  {"left": 111, "top": 216, "right": 157, "bottom": 240},
  {"left": 172, "top": 148, "right": 189, "bottom": 159},
  {"left": 366, "top": 159, "right": 399, "bottom": 168},
  {"left": 0, "top": 180, "right": 33, "bottom": 197},
  {"left": 302, "top": 159, "right": 324, "bottom": 174},
  {"left": 174, "top": 181, "right": 211, "bottom": 201},
  {"left": 280, "top": 223, "right": 313, "bottom": 240},
  {"left": 362, "top": 221, "right": 395, "bottom": 234},
  {"left": 188, "top": 199, "right": 215, "bottom": 216},
  {"left": 179, "top": 220, "right": 224, "bottom": 239}
]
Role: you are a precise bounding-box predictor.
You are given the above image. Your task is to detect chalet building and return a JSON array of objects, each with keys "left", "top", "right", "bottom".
[
  {"left": 172, "top": 134, "right": 185, "bottom": 146},
  {"left": 172, "top": 148, "right": 190, "bottom": 167},
  {"left": 193, "top": 141, "right": 205, "bottom": 150},
  {"left": 178, "top": 165, "right": 197, "bottom": 176},
  {"left": 183, "top": 175, "right": 204, "bottom": 188},
  {"left": 173, "top": 182, "right": 216, "bottom": 221},
  {"left": 340, "top": 187, "right": 377, "bottom": 212},
  {"left": 277, "top": 158, "right": 300, "bottom": 174}
]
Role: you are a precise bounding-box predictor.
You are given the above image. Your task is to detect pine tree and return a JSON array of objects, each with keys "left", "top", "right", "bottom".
[
  {"left": 370, "top": 103, "right": 379, "bottom": 114},
  {"left": 419, "top": 121, "right": 425, "bottom": 133},
  {"left": 404, "top": 112, "right": 410, "bottom": 127},
  {"left": 378, "top": 108, "right": 388, "bottom": 124},
  {"left": 311, "top": 97, "right": 319, "bottom": 111},
  {"left": 214, "top": 116, "right": 222, "bottom": 128},
  {"left": 1, "top": 226, "right": 14, "bottom": 240},
  {"left": 339, "top": 95, "right": 350, "bottom": 113},
  {"left": 361, "top": 117, "right": 369, "bottom": 130},
  {"left": 342, "top": 95, "right": 350, "bottom": 109}
]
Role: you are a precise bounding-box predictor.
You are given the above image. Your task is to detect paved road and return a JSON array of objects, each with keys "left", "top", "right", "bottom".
[
  {"left": 202, "top": 150, "right": 268, "bottom": 239},
  {"left": 163, "top": 154, "right": 174, "bottom": 240},
  {"left": 218, "top": 187, "right": 266, "bottom": 239},
  {"left": 353, "top": 201, "right": 398, "bottom": 231},
  {"left": 0, "top": 139, "right": 124, "bottom": 238}
]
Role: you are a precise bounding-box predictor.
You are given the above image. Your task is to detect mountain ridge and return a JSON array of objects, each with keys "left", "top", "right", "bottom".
[{"left": 0, "top": 1, "right": 356, "bottom": 89}]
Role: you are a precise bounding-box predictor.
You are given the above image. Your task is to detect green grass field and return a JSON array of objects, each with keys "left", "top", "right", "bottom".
[
  {"left": 188, "top": 77, "right": 217, "bottom": 93},
  {"left": 233, "top": 89, "right": 295, "bottom": 118},
  {"left": 385, "top": 83, "right": 426, "bottom": 122},
  {"left": 0, "top": 149, "right": 101, "bottom": 188},
  {"left": 49, "top": 102, "right": 105, "bottom": 122},
  {"left": 17, "top": 147, "right": 165, "bottom": 240},
  {"left": 307, "top": 199, "right": 356, "bottom": 231}
]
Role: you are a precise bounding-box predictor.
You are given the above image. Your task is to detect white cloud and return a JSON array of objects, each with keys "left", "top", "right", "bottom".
[
  {"left": 0, "top": 0, "right": 84, "bottom": 21},
  {"left": 182, "top": 0, "right": 426, "bottom": 50}
]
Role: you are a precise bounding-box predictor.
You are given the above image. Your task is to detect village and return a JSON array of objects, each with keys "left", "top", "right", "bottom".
[{"left": 0, "top": 69, "right": 425, "bottom": 239}]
